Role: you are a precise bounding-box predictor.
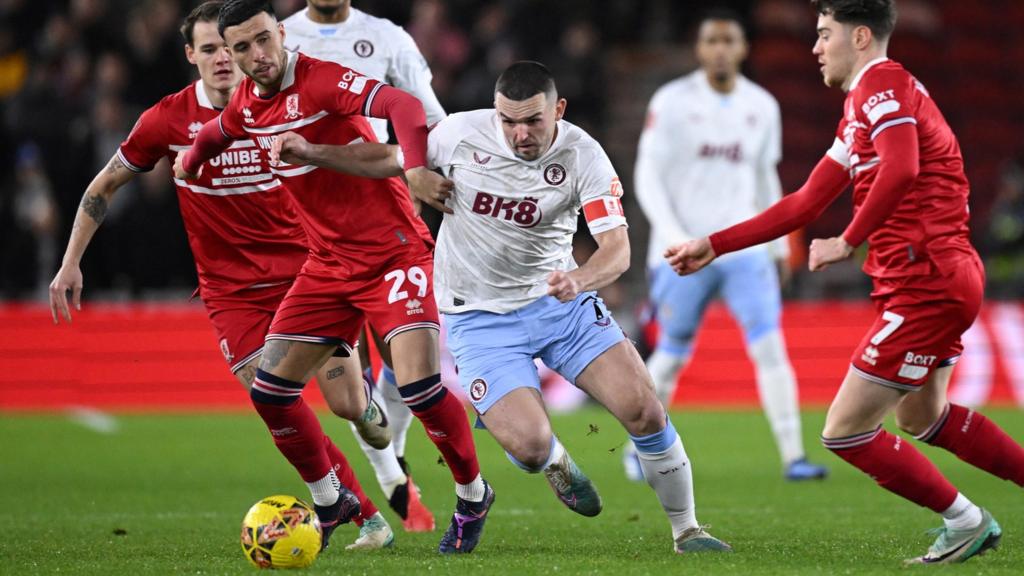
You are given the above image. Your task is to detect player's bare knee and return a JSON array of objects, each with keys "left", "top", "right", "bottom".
[
  {"left": 622, "top": 396, "right": 665, "bottom": 437},
  {"left": 325, "top": 397, "right": 362, "bottom": 421},
  {"left": 894, "top": 404, "right": 940, "bottom": 437},
  {"left": 508, "top": 433, "right": 554, "bottom": 469},
  {"left": 388, "top": 329, "right": 440, "bottom": 383}
]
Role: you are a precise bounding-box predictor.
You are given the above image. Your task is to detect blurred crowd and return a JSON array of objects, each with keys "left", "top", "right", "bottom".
[{"left": 0, "top": 0, "right": 1020, "bottom": 301}]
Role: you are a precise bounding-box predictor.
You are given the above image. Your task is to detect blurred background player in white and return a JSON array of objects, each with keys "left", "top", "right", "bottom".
[
  {"left": 282, "top": 0, "right": 445, "bottom": 531},
  {"left": 629, "top": 9, "right": 828, "bottom": 482},
  {"left": 418, "top": 61, "right": 731, "bottom": 554}
]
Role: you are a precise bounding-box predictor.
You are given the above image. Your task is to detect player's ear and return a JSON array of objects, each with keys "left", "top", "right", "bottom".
[
  {"left": 554, "top": 97, "right": 567, "bottom": 121},
  {"left": 185, "top": 43, "right": 197, "bottom": 65},
  {"left": 853, "top": 24, "right": 872, "bottom": 50},
  {"left": 278, "top": 22, "right": 286, "bottom": 43}
]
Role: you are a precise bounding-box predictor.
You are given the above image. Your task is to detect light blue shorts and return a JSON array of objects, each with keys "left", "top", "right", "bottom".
[
  {"left": 445, "top": 292, "right": 626, "bottom": 414},
  {"left": 650, "top": 249, "right": 781, "bottom": 355}
]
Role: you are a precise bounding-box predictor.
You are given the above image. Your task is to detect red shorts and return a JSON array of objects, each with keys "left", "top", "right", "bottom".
[
  {"left": 267, "top": 252, "right": 440, "bottom": 353},
  {"left": 204, "top": 282, "right": 292, "bottom": 373},
  {"left": 850, "top": 254, "right": 985, "bottom": 390}
]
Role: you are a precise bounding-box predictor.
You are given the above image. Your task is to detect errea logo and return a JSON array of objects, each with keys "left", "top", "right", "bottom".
[
  {"left": 242, "top": 107, "right": 255, "bottom": 124},
  {"left": 405, "top": 298, "right": 424, "bottom": 315},
  {"left": 188, "top": 121, "right": 204, "bottom": 139}
]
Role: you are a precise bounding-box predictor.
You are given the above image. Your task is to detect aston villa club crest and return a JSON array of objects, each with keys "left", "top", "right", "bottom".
[
  {"left": 543, "top": 163, "right": 566, "bottom": 185},
  {"left": 285, "top": 94, "right": 302, "bottom": 120},
  {"left": 354, "top": 39, "right": 374, "bottom": 58},
  {"left": 470, "top": 378, "right": 488, "bottom": 401}
]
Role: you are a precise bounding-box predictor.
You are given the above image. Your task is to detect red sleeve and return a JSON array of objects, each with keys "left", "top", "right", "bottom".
[
  {"left": 118, "top": 104, "right": 167, "bottom": 172},
  {"left": 367, "top": 85, "right": 427, "bottom": 170},
  {"left": 183, "top": 117, "right": 232, "bottom": 175},
  {"left": 709, "top": 156, "right": 851, "bottom": 256},
  {"left": 841, "top": 123, "right": 920, "bottom": 247},
  {"left": 217, "top": 100, "right": 246, "bottom": 140},
  {"left": 305, "top": 59, "right": 427, "bottom": 170}
]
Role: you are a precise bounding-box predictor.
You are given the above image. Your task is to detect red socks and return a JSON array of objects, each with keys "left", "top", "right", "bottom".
[
  {"left": 824, "top": 427, "right": 958, "bottom": 513},
  {"left": 919, "top": 404, "right": 1024, "bottom": 487},
  {"left": 399, "top": 374, "right": 480, "bottom": 484}
]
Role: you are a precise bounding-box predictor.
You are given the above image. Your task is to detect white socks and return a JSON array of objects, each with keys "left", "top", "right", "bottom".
[
  {"left": 749, "top": 330, "right": 805, "bottom": 465},
  {"left": 350, "top": 420, "right": 407, "bottom": 497},
  {"left": 456, "top": 474, "right": 486, "bottom": 502},
  {"left": 380, "top": 370, "right": 414, "bottom": 458},
  {"left": 633, "top": 425, "right": 698, "bottom": 540},
  {"left": 307, "top": 469, "right": 341, "bottom": 507},
  {"left": 942, "top": 493, "right": 983, "bottom": 530}
]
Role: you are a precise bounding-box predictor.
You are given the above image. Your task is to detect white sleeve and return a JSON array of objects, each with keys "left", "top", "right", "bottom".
[
  {"left": 387, "top": 26, "right": 446, "bottom": 127},
  {"left": 426, "top": 115, "right": 464, "bottom": 173},
  {"left": 578, "top": 144, "right": 627, "bottom": 235},
  {"left": 755, "top": 98, "right": 790, "bottom": 259},
  {"left": 633, "top": 93, "right": 691, "bottom": 244}
]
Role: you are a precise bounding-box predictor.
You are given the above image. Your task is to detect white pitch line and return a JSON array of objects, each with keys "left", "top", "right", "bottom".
[{"left": 66, "top": 406, "right": 120, "bottom": 434}]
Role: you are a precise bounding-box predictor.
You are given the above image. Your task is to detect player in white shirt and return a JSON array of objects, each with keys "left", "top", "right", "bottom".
[
  {"left": 631, "top": 11, "right": 827, "bottom": 482},
  {"left": 283, "top": 0, "right": 445, "bottom": 141},
  {"left": 419, "top": 61, "right": 731, "bottom": 553},
  {"left": 281, "top": 0, "right": 441, "bottom": 532}
]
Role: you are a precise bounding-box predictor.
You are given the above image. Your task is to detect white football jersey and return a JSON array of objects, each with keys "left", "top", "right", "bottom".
[
  {"left": 634, "top": 70, "right": 788, "bottom": 267},
  {"left": 282, "top": 7, "right": 445, "bottom": 143},
  {"left": 427, "top": 110, "right": 627, "bottom": 314}
]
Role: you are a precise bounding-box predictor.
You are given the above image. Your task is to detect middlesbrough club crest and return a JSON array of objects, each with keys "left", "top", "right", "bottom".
[
  {"left": 543, "top": 163, "right": 566, "bottom": 185},
  {"left": 285, "top": 94, "right": 302, "bottom": 120},
  {"left": 354, "top": 39, "right": 374, "bottom": 58},
  {"left": 469, "top": 378, "right": 488, "bottom": 402}
]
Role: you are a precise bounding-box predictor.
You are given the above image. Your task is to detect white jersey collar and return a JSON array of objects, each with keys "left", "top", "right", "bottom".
[
  {"left": 194, "top": 80, "right": 215, "bottom": 110},
  {"left": 848, "top": 57, "right": 889, "bottom": 91},
  {"left": 695, "top": 69, "right": 745, "bottom": 102},
  {"left": 300, "top": 6, "right": 363, "bottom": 29},
  {"left": 254, "top": 50, "right": 299, "bottom": 96}
]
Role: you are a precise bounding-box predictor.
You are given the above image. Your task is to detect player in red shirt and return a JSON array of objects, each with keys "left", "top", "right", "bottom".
[
  {"left": 666, "top": 0, "right": 1023, "bottom": 565},
  {"left": 176, "top": 0, "right": 491, "bottom": 553},
  {"left": 47, "top": 1, "right": 400, "bottom": 550}
]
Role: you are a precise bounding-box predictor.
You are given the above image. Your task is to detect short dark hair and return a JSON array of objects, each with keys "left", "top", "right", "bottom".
[
  {"left": 494, "top": 61, "right": 557, "bottom": 101},
  {"left": 812, "top": 0, "right": 897, "bottom": 41},
  {"left": 180, "top": 1, "right": 224, "bottom": 46},
  {"left": 218, "top": 0, "right": 276, "bottom": 38},
  {"left": 698, "top": 7, "right": 746, "bottom": 33},
  {"left": 695, "top": 7, "right": 747, "bottom": 43}
]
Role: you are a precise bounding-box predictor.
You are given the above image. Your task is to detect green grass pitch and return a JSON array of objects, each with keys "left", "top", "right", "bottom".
[{"left": 2, "top": 407, "right": 1021, "bottom": 574}]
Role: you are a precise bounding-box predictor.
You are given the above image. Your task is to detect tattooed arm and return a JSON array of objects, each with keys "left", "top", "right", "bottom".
[{"left": 49, "top": 153, "right": 137, "bottom": 324}]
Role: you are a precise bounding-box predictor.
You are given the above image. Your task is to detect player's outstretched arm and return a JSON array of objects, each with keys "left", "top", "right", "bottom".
[
  {"left": 548, "top": 226, "right": 630, "bottom": 303},
  {"left": 366, "top": 84, "right": 455, "bottom": 214},
  {"left": 808, "top": 124, "right": 919, "bottom": 272},
  {"left": 702, "top": 155, "right": 851, "bottom": 262},
  {"left": 49, "top": 153, "right": 136, "bottom": 324},
  {"left": 269, "top": 131, "right": 403, "bottom": 178},
  {"left": 176, "top": 118, "right": 233, "bottom": 180}
]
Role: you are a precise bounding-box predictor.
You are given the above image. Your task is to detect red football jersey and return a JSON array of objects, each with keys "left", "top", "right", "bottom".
[
  {"left": 118, "top": 81, "right": 308, "bottom": 300},
  {"left": 218, "top": 51, "right": 433, "bottom": 279},
  {"left": 828, "top": 58, "right": 975, "bottom": 280}
]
